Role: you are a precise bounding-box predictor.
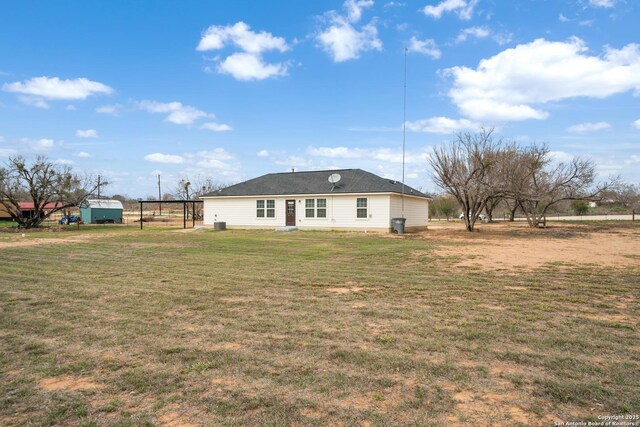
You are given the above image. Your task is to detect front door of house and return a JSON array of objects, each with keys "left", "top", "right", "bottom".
[{"left": 286, "top": 200, "right": 296, "bottom": 226}]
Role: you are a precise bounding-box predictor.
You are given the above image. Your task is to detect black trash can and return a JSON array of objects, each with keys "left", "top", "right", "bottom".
[
  {"left": 391, "top": 217, "right": 406, "bottom": 234},
  {"left": 214, "top": 221, "right": 226, "bottom": 231}
]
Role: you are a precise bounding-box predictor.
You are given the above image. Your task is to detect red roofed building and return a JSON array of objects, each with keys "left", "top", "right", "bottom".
[{"left": 18, "top": 201, "right": 64, "bottom": 219}]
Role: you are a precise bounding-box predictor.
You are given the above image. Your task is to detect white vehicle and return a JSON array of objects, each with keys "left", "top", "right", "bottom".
[{"left": 459, "top": 212, "right": 487, "bottom": 221}]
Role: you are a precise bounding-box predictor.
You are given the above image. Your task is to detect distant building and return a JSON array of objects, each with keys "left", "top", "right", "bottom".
[
  {"left": 0, "top": 200, "right": 18, "bottom": 220},
  {"left": 80, "top": 199, "right": 124, "bottom": 224},
  {"left": 201, "top": 169, "right": 430, "bottom": 232},
  {"left": 17, "top": 202, "right": 64, "bottom": 219}
]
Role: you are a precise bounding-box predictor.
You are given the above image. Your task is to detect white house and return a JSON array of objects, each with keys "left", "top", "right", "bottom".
[{"left": 201, "top": 169, "right": 430, "bottom": 232}]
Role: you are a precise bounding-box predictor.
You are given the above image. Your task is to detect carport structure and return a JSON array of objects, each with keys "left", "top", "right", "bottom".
[{"left": 137, "top": 200, "right": 203, "bottom": 229}]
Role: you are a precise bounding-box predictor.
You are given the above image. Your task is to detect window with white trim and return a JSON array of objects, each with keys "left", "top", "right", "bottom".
[
  {"left": 356, "top": 197, "right": 368, "bottom": 218},
  {"left": 305, "top": 198, "right": 327, "bottom": 218},
  {"left": 317, "top": 198, "right": 326, "bottom": 218},
  {"left": 305, "top": 199, "right": 315, "bottom": 218},
  {"left": 257, "top": 199, "right": 275, "bottom": 218},
  {"left": 266, "top": 200, "right": 275, "bottom": 218}
]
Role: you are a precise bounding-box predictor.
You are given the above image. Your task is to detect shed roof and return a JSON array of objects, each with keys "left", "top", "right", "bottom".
[
  {"left": 202, "top": 169, "right": 429, "bottom": 198},
  {"left": 83, "top": 199, "right": 124, "bottom": 209}
]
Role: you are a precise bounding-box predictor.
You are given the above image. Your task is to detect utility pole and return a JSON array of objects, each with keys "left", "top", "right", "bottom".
[
  {"left": 401, "top": 46, "right": 407, "bottom": 217},
  {"left": 158, "top": 174, "right": 162, "bottom": 215},
  {"left": 97, "top": 175, "right": 101, "bottom": 198}
]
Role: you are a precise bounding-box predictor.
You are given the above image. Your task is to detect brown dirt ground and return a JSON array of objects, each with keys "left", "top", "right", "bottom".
[
  {"left": 38, "top": 376, "right": 103, "bottom": 392},
  {"left": 420, "top": 221, "right": 640, "bottom": 271}
]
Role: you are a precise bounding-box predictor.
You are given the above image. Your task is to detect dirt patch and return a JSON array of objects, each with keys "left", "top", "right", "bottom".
[
  {"left": 205, "top": 342, "right": 244, "bottom": 351},
  {"left": 210, "top": 376, "right": 240, "bottom": 388},
  {"left": 39, "top": 376, "right": 102, "bottom": 392},
  {"left": 450, "top": 390, "right": 531, "bottom": 426},
  {"left": 421, "top": 222, "right": 640, "bottom": 272},
  {"left": 158, "top": 411, "right": 197, "bottom": 427},
  {"left": 0, "top": 232, "right": 109, "bottom": 249},
  {"left": 327, "top": 287, "right": 364, "bottom": 294},
  {"left": 480, "top": 304, "right": 507, "bottom": 311},
  {"left": 300, "top": 407, "right": 323, "bottom": 418}
]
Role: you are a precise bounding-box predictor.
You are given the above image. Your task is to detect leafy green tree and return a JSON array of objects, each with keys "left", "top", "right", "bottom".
[{"left": 571, "top": 200, "right": 589, "bottom": 215}]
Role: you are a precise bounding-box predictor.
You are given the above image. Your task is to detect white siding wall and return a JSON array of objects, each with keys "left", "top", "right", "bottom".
[
  {"left": 203, "top": 194, "right": 392, "bottom": 230},
  {"left": 389, "top": 195, "right": 429, "bottom": 228}
]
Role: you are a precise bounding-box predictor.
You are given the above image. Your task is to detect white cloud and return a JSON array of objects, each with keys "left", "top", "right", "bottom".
[
  {"left": 54, "top": 159, "right": 74, "bottom": 165},
  {"left": 445, "top": 38, "right": 640, "bottom": 121},
  {"left": 200, "top": 122, "right": 232, "bottom": 132},
  {"left": 0, "top": 148, "right": 17, "bottom": 157},
  {"left": 194, "top": 149, "right": 240, "bottom": 177},
  {"left": 2, "top": 76, "right": 113, "bottom": 100},
  {"left": 559, "top": 13, "right": 570, "bottom": 22},
  {"left": 549, "top": 151, "right": 574, "bottom": 164},
  {"left": 21, "top": 138, "right": 56, "bottom": 151},
  {"left": 76, "top": 151, "right": 93, "bottom": 158},
  {"left": 217, "top": 52, "right": 288, "bottom": 81},
  {"left": 257, "top": 149, "right": 270, "bottom": 157},
  {"left": 407, "top": 37, "right": 441, "bottom": 59},
  {"left": 138, "top": 100, "right": 208, "bottom": 125},
  {"left": 566, "top": 121, "right": 611, "bottom": 133},
  {"left": 65, "top": 104, "right": 76, "bottom": 111},
  {"left": 197, "top": 22, "right": 289, "bottom": 81},
  {"left": 274, "top": 155, "right": 314, "bottom": 168},
  {"left": 344, "top": 0, "right": 375, "bottom": 22},
  {"left": 18, "top": 96, "right": 49, "bottom": 109},
  {"left": 423, "top": 0, "right": 478, "bottom": 20},
  {"left": 492, "top": 32, "right": 513, "bottom": 46},
  {"left": 633, "top": 119, "right": 640, "bottom": 129},
  {"left": 144, "top": 153, "right": 185, "bottom": 164},
  {"left": 456, "top": 26, "right": 490, "bottom": 43},
  {"left": 76, "top": 129, "right": 98, "bottom": 138},
  {"left": 317, "top": 0, "right": 382, "bottom": 63},
  {"left": 197, "top": 21, "right": 288, "bottom": 54},
  {"left": 96, "top": 104, "right": 122, "bottom": 116},
  {"left": 404, "top": 116, "right": 480, "bottom": 134},
  {"left": 589, "top": 0, "right": 615, "bottom": 8},
  {"left": 307, "top": 146, "right": 430, "bottom": 164}
]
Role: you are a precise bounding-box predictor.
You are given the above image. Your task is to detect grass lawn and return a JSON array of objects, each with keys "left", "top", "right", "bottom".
[{"left": 0, "top": 224, "right": 638, "bottom": 426}]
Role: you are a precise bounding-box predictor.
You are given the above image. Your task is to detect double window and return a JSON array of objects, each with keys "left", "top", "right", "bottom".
[
  {"left": 305, "top": 198, "right": 327, "bottom": 218},
  {"left": 257, "top": 199, "right": 275, "bottom": 218},
  {"left": 356, "top": 198, "right": 368, "bottom": 218}
]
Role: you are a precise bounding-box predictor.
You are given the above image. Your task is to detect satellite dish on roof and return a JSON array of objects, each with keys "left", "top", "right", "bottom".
[{"left": 328, "top": 173, "right": 341, "bottom": 184}]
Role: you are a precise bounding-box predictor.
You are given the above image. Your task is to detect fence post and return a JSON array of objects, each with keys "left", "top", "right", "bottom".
[{"left": 633, "top": 209, "right": 635, "bottom": 222}]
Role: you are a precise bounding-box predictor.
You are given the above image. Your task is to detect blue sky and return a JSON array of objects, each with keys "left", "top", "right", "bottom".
[{"left": 1, "top": 0, "right": 638, "bottom": 197}]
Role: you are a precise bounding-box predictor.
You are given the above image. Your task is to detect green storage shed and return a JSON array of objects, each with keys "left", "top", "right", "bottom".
[{"left": 80, "top": 199, "right": 124, "bottom": 224}]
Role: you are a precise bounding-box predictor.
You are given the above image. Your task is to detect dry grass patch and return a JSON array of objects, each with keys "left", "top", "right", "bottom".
[{"left": 0, "top": 222, "right": 638, "bottom": 425}]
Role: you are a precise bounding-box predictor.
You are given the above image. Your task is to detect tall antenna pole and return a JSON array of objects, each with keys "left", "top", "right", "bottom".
[
  {"left": 401, "top": 46, "right": 407, "bottom": 217},
  {"left": 157, "top": 174, "right": 162, "bottom": 216}
]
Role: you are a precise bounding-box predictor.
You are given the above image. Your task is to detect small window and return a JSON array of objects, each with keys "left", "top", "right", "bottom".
[
  {"left": 317, "top": 198, "right": 327, "bottom": 218},
  {"left": 357, "top": 198, "right": 368, "bottom": 218},
  {"left": 257, "top": 200, "right": 265, "bottom": 218},
  {"left": 266, "top": 200, "right": 275, "bottom": 218},
  {"left": 305, "top": 199, "right": 315, "bottom": 218}
]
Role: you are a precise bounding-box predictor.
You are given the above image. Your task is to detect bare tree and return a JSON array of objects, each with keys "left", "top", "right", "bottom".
[
  {"left": 506, "top": 144, "right": 610, "bottom": 227},
  {"left": 605, "top": 182, "right": 639, "bottom": 208},
  {"left": 173, "top": 175, "right": 227, "bottom": 219},
  {"left": 0, "top": 156, "right": 101, "bottom": 228},
  {"left": 430, "top": 128, "right": 502, "bottom": 231},
  {"left": 484, "top": 196, "right": 502, "bottom": 222},
  {"left": 502, "top": 197, "right": 521, "bottom": 222}
]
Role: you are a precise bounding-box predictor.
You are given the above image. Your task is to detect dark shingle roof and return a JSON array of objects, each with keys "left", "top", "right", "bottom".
[{"left": 202, "top": 169, "right": 429, "bottom": 198}]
